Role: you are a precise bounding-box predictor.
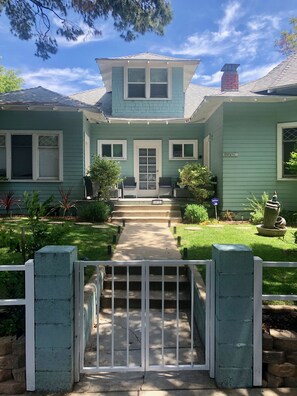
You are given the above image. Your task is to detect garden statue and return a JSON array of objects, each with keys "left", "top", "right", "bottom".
[{"left": 256, "top": 192, "right": 287, "bottom": 237}]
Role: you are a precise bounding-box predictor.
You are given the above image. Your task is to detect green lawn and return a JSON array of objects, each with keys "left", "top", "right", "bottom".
[
  {"left": 174, "top": 223, "right": 297, "bottom": 303},
  {"left": 0, "top": 217, "right": 118, "bottom": 265}
]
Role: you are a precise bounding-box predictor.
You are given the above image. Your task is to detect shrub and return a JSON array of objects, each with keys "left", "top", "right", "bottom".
[
  {"left": 178, "top": 163, "right": 214, "bottom": 204},
  {"left": 80, "top": 201, "right": 110, "bottom": 222},
  {"left": 184, "top": 204, "right": 209, "bottom": 223},
  {"left": 88, "top": 156, "right": 122, "bottom": 201},
  {"left": 0, "top": 191, "right": 20, "bottom": 215},
  {"left": 246, "top": 192, "right": 269, "bottom": 224},
  {"left": 57, "top": 188, "right": 76, "bottom": 217}
]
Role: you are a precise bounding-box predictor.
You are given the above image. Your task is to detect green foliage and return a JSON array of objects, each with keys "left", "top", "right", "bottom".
[
  {"left": 0, "top": 65, "right": 23, "bottom": 92},
  {"left": 88, "top": 156, "right": 122, "bottom": 201},
  {"left": 0, "top": 0, "right": 173, "bottom": 59},
  {"left": 286, "top": 149, "right": 297, "bottom": 173},
  {"left": 178, "top": 163, "right": 214, "bottom": 204},
  {"left": 80, "top": 201, "right": 110, "bottom": 223},
  {"left": 184, "top": 204, "right": 209, "bottom": 224},
  {"left": 275, "top": 17, "right": 297, "bottom": 56},
  {"left": 0, "top": 191, "right": 20, "bottom": 215},
  {"left": 246, "top": 192, "right": 269, "bottom": 224},
  {"left": 57, "top": 188, "right": 76, "bottom": 217},
  {"left": 222, "top": 210, "right": 235, "bottom": 221}
]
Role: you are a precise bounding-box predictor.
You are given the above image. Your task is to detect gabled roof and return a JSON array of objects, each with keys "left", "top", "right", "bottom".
[
  {"left": 244, "top": 53, "right": 297, "bottom": 94},
  {"left": 0, "top": 86, "right": 106, "bottom": 122},
  {"left": 96, "top": 52, "right": 199, "bottom": 93}
]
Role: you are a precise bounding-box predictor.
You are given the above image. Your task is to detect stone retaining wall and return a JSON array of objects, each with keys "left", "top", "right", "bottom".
[
  {"left": 0, "top": 336, "right": 26, "bottom": 394},
  {"left": 263, "top": 326, "right": 297, "bottom": 387}
]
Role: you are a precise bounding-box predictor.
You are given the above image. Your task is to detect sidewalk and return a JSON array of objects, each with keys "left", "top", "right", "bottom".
[{"left": 112, "top": 223, "right": 181, "bottom": 260}]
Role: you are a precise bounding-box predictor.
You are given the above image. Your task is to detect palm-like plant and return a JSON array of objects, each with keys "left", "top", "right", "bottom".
[
  {"left": 57, "top": 188, "right": 76, "bottom": 217},
  {"left": 0, "top": 191, "right": 20, "bottom": 215}
]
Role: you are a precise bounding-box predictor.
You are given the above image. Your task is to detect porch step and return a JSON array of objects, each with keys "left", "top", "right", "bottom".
[{"left": 111, "top": 202, "right": 182, "bottom": 224}]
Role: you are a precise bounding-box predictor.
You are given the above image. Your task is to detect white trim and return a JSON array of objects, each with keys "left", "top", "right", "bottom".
[
  {"left": 134, "top": 140, "right": 162, "bottom": 197},
  {"left": 1, "top": 130, "right": 63, "bottom": 182},
  {"left": 253, "top": 257, "right": 263, "bottom": 386},
  {"left": 203, "top": 135, "right": 210, "bottom": 168},
  {"left": 277, "top": 122, "right": 297, "bottom": 181},
  {"left": 97, "top": 139, "right": 127, "bottom": 160},
  {"left": 124, "top": 65, "right": 172, "bottom": 100},
  {"left": 84, "top": 133, "right": 91, "bottom": 173},
  {"left": 169, "top": 139, "right": 198, "bottom": 160}
]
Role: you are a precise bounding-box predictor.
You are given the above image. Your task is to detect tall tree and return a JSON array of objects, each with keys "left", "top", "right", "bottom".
[
  {"left": 0, "top": 65, "right": 23, "bottom": 92},
  {"left": 0, "top": 0, "right": 173, "bottom": 60},
  {"left": 276, "top": 17, "right": 297, "bottom": 56}
]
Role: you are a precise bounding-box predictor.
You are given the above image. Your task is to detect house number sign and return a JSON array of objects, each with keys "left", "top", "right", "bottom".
[{"left": 223, "top": 152, "right": 239, "bottom": 157}]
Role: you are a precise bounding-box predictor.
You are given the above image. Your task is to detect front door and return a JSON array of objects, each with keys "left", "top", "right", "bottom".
[{"left": 134, "top": 140, "right": 162, "bottom": 197}]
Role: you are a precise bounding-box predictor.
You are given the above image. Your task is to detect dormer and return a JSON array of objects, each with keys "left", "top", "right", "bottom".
[{"left": 96, "top": 53, "right": 199, "bottom": 119}]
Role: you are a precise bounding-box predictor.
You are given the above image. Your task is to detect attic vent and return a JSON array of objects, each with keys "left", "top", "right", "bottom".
[{"left": 221, "top": 64, "right": 240, "bottom": 92}]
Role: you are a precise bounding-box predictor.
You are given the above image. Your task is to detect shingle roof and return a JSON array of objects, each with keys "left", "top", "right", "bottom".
[
  {"left": 0, "top": 86, "right": 98, "bottom": 109},
  {"left": 97, "top": 52, "right": 196, "bottom": 62},
  {"left": 243, "top": 53, "right": 297, "bottom": 93}
]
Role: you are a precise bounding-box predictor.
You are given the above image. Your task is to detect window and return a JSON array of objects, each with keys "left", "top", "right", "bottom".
[
  {"left": 0, "top": 131, "right": 63, "bottom": 181},
  {"left": 0, "top": 135, "right": 6, "bottom": 178},
  {"left": 277, "top": 123, "right": 297, "bottom": 180},
  {"left": 97, "top": 140, "right": 127, "bottom": 160},
  {"left": 125, "top": 66, "right": 170, "bottom": 99},
  {"left": 169, "top": 140, "right": 198, "bottom": 160}
]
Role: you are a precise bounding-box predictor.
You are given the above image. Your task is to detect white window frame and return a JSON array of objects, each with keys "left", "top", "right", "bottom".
[
  {"left": 124, "top": 66, "right": 172, "bottom": 100},
  {"left": 97, "top": 140, "right": 127, "bottom": 160},
  {"left": 0, "top": 130, "right": 63, "bottom": 182},
  {"left": 0, "top": 134, "right": 6, "bottom": 178},
  {"left": 169, "top": 140, "right": 198, "bottom": 160},
  {"left": 277, "top": 122, "right": 297, "bottom": 181}
]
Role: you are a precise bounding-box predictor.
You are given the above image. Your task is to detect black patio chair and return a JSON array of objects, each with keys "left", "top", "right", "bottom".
[{"left": 158, "top": 177, "right": 172, "bottom": 198}]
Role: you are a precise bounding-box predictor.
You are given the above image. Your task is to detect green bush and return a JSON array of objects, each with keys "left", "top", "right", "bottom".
[
  {"left": 246, "top": 192, "right": 269, "bottom": 225},
  {"left": 184, "top": 204, "right": 209, "bottom": 223},
  {"left": 178, "top": 163, "right": 214, "bottom": 204},
  {"left": 80, "top": 201, "right": 110, "bottom": 222}
]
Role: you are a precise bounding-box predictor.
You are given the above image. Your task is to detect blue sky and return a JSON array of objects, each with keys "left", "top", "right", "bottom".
[{"left": 0, "top": 0, "right": 296, "bottom": 95}]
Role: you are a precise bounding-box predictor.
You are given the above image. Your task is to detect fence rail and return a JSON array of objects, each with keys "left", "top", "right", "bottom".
[
  {"left": 262, "top": 260, "right": 297, "bottom": 301},
  {"left": 0, "top": 260, "right": 35, "bottom": 391}
]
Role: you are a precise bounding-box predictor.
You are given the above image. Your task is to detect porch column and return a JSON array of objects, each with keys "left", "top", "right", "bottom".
[
  {"left": 212, "top": 244, "right": 254, "bottom": 388},
  {"left": 34, "top": 246, "right": 77, "bottom": 392}
]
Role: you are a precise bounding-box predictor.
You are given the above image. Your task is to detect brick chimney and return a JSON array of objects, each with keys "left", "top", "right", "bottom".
[{"left": 221, "top": 64, "right": 240, "bottom": 92}]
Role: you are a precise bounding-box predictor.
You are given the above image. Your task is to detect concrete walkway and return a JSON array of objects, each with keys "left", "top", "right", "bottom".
[{"left": 112, "top": 223, "right": 181, "bottom": 260}]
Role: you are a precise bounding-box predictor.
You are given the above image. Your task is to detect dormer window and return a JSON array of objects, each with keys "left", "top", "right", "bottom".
[{"left": 125, "top": 66, "right": 171, "bottom": 100}]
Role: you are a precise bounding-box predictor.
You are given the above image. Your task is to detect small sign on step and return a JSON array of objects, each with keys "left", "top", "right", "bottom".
[{"left": 152, "top": 199, "right": 163, "bottom": 205}]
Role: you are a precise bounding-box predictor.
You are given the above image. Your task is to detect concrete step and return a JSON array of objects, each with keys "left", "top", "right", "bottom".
[
  {"left": 101, "top": 289, "right": 190, "bottom": 309},
  {"left": 113, "top": 204, "right": 181, "bottom": 211},
  {"left": 105, "top": 265, "right": 187, "bottom": 276},
  {"left": 112, "top": 210, "right": 181, "bottom": 218},
  {"left": 111, "top": 216, "right": 182, "bottom": 224},
  {"left": 104, "top": 274, "right": 189, "bottom": 291}
]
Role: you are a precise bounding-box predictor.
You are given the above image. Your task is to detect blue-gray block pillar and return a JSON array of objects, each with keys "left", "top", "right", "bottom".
[
  {"left": 212, "top": 244, "right": 254, "bottom": 388},
  {"left": 34, "top": 246, "right": 77, "bottom": 392}
]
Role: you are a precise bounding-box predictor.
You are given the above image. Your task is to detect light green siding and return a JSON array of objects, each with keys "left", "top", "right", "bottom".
[
  {"left": 205, "top": 106, "right": 223, "bottom": 200},
  {"left": 222, "top": 101, "right": 297, "bottom": 211},
  {"left": 90, "top": 122, "right": 204, "bottom": 179},
  {"left": 0, "top": 110, "right": 85, "bottom": 205}
]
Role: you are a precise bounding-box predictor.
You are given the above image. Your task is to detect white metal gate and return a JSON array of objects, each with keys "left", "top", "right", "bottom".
[{"left": 75, "top": 260, "right": 214, "bottom": 376}]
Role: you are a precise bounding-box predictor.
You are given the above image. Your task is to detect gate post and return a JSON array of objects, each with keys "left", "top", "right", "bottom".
[
  {"left": 212, "top": 244, "right": 254, "bottom": 388},
  {"left": 34, "top": 246, "right": 77, "bottom": 392}
]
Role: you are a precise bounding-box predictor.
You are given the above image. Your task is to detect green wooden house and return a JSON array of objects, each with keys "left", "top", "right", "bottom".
[{"left": 0, "top": 52, "right": 296, "bottom": 213}]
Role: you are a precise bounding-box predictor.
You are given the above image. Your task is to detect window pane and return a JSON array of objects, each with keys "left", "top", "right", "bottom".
[
  {"left": 148, "top": 149, "right": 156, "bottom": 156},
  {"left": 102, "top": 144, "right": 112, "bottom": 157},
  {"left": 11, "top": 135, "right": 32, "bottom": 179},
  {"left": 173, "top": 144, "right": 182, "bottom": 158},
  {"left": 128, "top": 68, "right": 145, "bottom": 82},
  {"left": 0, "top": 135, "right": 5, "bottom": 146},
  {"left": 139, "top": 149, "right": 147, "bottom": 156},
  {"left": 150, "top": 68, "right": 167, "bottom": 83},
  {"left": 39, "top": 148, "right": 59, "bottom": 178},
  {"left": 128, "top": 84, "right": 145, "bottom": 98},
  {"left": 150, "top": 84, "right": 168, "bottom": 98},
  {"left": 184, "top": 144, "right": 194, "bottom": 157},
  {"left": 0, "top": 147, "right": 6, "bottom": 177},
  {"left": 283, "top": 128, "right": 297, "bottom": 177},
  {"left": 39, "top": 136, "right": 58, "bottom": 147},
  {"left": 113, "top": 144, "right": 123, "bottom": 158}
]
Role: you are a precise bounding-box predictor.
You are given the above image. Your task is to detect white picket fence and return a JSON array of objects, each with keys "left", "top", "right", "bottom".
[{"left": 0, "top": 260, "right": 35, "bottom": 391}]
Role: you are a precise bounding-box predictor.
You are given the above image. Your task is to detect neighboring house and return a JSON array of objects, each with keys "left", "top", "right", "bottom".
[{"left": 0, "top": 52, "right": 297, "bottom": 213}]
